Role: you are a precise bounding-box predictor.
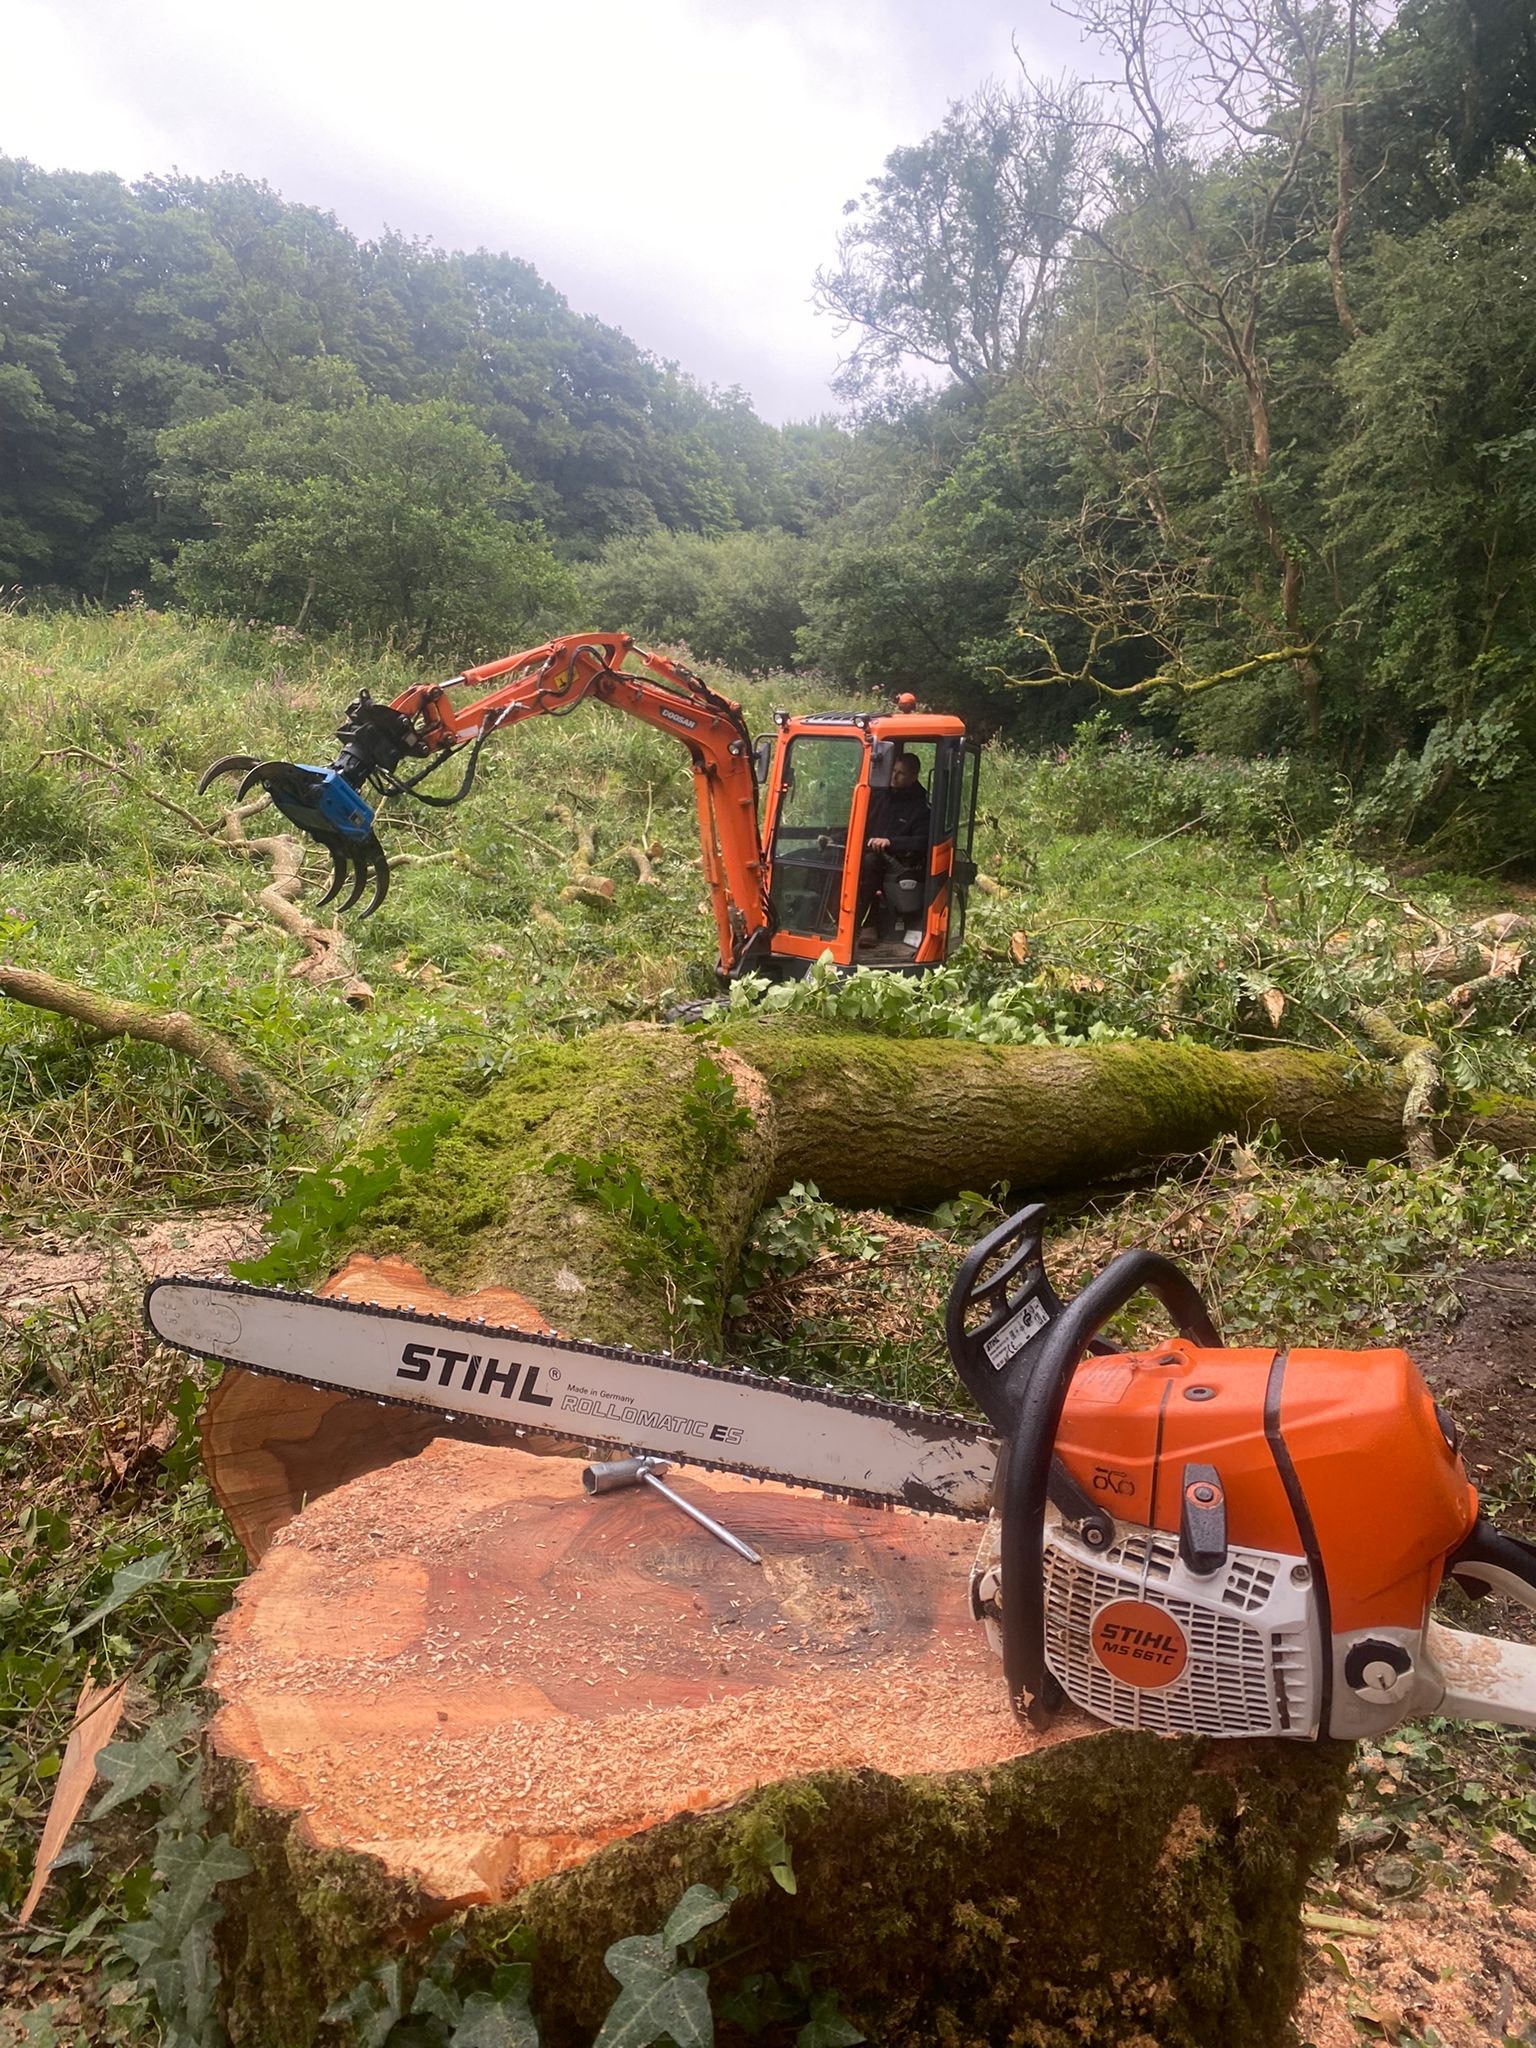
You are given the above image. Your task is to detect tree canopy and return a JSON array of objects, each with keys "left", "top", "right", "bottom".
[{"left": 0, "top": 161, "right": 833, "bottom": 605}]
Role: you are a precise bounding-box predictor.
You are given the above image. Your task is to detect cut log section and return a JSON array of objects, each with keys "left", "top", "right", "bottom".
[
  {"left": 208, "top": 1435, "right": 1354, "bottom": 2048},
  {"left": 208, "top": 1436, "right": 1055, "bottom": 1906}
]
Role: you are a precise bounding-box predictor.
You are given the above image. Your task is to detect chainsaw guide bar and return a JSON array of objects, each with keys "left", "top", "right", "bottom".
[{"left": 145, "top": 1275, "right": 999, "bottom": 1519}]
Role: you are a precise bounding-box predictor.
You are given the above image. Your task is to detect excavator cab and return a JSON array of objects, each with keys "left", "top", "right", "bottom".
[{"left": 757, "top": 704, "right": 979, "bottom": 976}]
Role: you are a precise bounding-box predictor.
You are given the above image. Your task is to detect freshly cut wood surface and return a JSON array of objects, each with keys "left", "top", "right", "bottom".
[
  {"left": 200, "top": 1254, "right": 575, "bottom": 1559},
  {"left": 209, "top": 1437, "right": 1068, "bottom": 1908}
]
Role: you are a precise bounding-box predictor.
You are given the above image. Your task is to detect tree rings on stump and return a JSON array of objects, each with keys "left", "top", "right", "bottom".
[{"left": 208, "top": 1437, "right": 1066, "bottom": 1907}]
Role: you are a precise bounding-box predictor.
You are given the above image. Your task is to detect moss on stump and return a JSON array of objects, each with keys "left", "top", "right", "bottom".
[
  {"left": 209, "top": 1732, "right": 1350, "bottom": 2048},
  {"left": 339, "top": 1025, "right": 777, "bottom": 1351}
]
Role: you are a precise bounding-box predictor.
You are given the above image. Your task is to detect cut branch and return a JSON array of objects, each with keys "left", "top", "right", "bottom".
[
  {"left": 0, "top": 965, "right": 313, "bottom": 1125},
  {"left": 1355, "top": 1009, "right": 1441, "bottom": 1171}
]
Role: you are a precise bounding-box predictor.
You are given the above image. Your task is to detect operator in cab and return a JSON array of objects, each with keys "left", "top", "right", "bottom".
[{"left": 857, "top": 750, "right": 930, "bottom": 944}]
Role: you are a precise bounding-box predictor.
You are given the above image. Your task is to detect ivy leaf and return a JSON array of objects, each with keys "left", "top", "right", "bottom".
[
  {"left": 90, "top": 1710, "right": 199, "bottom": 1819},
  {"left": 797, "top": 1993, "right": 865, "bottom": 2048},
  {"left": 65, "top": 1550, "right": 172, "bottom": 1639},
  {"left": 761, "top": 1831, "right": 797, "bottom": 1894},
  {"left": 121, "top": 1833, "right": 252, "bottom": 1962},
  {"left": 423, "top": 1925, "right": 469, "bottom": 1990},
  {"left": 595, "top": 1959, "right": 713, "bottom": 2048},
  {"left": 177, "top": 1917, "right": 219, "bottom": 2046},
  {"left": 601, "top": 1934, "right": 674, "bottom": 1996},
  {"left": 450, "top": 1988, "right": 541, "bottom": 2048},
  {"left": 411, "top": 1977, "right": 463, "bottom": 2026},
  {"left": 662, "top": 1883, "right": 735, "bottom": 1949},
  {"left": 323, "top": 1959, "right": 406, "bottom": 2048}
]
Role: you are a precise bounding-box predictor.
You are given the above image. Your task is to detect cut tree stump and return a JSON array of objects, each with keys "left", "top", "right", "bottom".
[
  {"left": 209, "top": 1437, "right": 1057, "bottom": 1905},
  {"left": 208, "top": 1436, "right": 1352, "bottom": 2048}
]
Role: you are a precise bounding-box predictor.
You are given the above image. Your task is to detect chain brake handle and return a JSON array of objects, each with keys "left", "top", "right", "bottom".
[{"left": 945, "top": 1205, "right": 1222, "bottom": 1728}]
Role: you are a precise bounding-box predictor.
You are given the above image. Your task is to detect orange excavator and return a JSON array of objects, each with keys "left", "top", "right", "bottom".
[{"left": 199, "top": 630, "right": 982, "bottom": 981}]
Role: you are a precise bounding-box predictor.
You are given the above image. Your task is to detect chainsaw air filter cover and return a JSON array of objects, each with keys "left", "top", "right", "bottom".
[{"left": 1038, "top": 1509, "right": 1318, "bottom": 1739}]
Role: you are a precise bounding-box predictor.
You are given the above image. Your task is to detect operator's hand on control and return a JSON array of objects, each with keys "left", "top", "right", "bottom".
[{"left": 868, "top": 836, "right": 892, "bottom": 852}]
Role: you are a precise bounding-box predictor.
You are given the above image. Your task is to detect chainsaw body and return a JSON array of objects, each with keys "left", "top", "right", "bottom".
[{"left": 949, "top": 1209, "right": 1536, "bottom": 1741}]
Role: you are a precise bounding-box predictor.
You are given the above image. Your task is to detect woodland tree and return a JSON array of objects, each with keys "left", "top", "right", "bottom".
[
  {"left": 814, "top": 73, "right": 1104, "bottom": 398},
  {"left": 159, "top": 393, "right": 579, "bottom": 657}
]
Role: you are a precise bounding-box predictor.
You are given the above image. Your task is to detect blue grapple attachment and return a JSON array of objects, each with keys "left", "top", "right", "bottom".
[{"left": 198, "top": 696, "right": 426, "bottom": 918}]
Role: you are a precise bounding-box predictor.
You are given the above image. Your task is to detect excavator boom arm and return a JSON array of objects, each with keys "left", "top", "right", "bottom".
[
  {"left": 205, "top": 631, "right": 771, "bottom": 964},
  {"left": 387, "top": 633, "right": 768, "bottom": 970}
]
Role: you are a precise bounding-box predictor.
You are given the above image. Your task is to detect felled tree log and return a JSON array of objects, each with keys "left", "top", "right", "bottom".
[
  {"left": 316, "top": 1017, "right": 1536, "bottom": 1344},
  {"left": 208, "top": 1435, "right": 1351, "bottom": 2048}
]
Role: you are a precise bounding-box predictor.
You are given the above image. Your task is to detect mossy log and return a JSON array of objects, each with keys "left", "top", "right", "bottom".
[
  {"left": 196, "top": 1017, "right": 1441, "bottom": 2046},
  {"left": 284, "top": 1016, "right": 1536, "bottom": 1349}
]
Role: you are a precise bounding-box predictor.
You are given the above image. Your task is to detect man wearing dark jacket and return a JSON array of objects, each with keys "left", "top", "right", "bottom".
[{"left": 858, "top": 752, "right": 930, "bottom": 942}]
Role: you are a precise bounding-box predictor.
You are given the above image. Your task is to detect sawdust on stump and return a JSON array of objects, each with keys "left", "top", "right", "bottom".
[
  {"left": 209, "top": 1436, "right": 1065, "bottom": 1906},
  {"left": 199, "top": 1253, "right": 582, "bottom": 1560}
]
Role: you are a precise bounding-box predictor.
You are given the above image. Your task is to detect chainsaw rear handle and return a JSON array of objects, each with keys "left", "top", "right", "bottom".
[
  {"left": 1447, "top": 1514, "right": 1536, "bottom": 1611},
  {"left": 973, "top": 1239, "right": 1223, "bottom": 1727}
]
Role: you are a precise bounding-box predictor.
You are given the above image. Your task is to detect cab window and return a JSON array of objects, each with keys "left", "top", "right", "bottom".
[{"left": 768, "top": 735, "right": 861, "bottom": 938}]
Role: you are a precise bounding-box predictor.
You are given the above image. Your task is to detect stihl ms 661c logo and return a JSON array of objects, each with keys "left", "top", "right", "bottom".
[
  {"left": 1090, "top": 1600, "right": 1190, "bottom": 1688},
  {"left": 397, "top": 1342, "right": 553, "bottom": 1406}
]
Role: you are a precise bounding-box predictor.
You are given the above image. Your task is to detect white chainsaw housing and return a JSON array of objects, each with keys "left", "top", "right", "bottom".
[{"left": 971, "top": 1509, "right": 1536, "bottom": 1740}]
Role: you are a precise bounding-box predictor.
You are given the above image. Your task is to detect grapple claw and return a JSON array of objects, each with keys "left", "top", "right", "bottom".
[
  {"left": 235, "top": 759, "right": 292, "bottom": 804},
  {"left": 359, "top": 850, "right": 391, "bottom": 920},
  {"left": 201, "top": 742, "right": 386, "bottom": 918},
  {"left": 338, "top": 856, "right": 371, "bottom": 915},
  {"left": 315, "top": 849, "right": 350, "bottom": 909},
  {"left": 197, "top": 754, "right": 261, "bottom": 796}
]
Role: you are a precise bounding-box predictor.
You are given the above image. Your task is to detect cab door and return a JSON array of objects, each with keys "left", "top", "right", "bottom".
[
  {"left": 763, "top": 730, "right": 867, "bottom": 964},
  {"left": 917, "top": 739, "right": 981, "bottom": 963}
]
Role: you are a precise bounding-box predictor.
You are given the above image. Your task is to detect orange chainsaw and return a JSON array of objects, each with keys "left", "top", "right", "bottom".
[
  {"left": 148, "top": 1205, "right": 1536, "bottom": 1740},
  {"left": 948, "top": 1205, "right": 1536, "bottom": 1739}
]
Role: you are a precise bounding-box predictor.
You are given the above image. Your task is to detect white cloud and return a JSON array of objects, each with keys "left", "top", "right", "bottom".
[{"left": 3, "top": 0, "right": 1088, "bottom": 419}]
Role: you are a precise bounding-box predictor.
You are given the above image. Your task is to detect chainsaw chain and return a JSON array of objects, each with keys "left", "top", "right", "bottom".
[{"left": 154, "top": 1274, "right": 997, "bottom": 1521}]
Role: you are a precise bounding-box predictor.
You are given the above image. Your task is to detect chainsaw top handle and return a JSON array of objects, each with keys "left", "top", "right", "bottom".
[
  {"left": 945, "top": 1205, "right": 1219, "bottom": 1437},
  {"left": 946, "top": 1207, "right": 1223, "bottom": 1727}
]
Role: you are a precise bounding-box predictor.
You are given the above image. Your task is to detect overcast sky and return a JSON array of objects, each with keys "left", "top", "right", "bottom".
[{"left": 4, "top": 0, "right": 1093, "bottom": 421}]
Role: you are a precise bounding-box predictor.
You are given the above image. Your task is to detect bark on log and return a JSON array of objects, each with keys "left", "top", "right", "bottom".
[{"left": 324, "top": 1018, "right": 1536, "bottom": 1342}]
